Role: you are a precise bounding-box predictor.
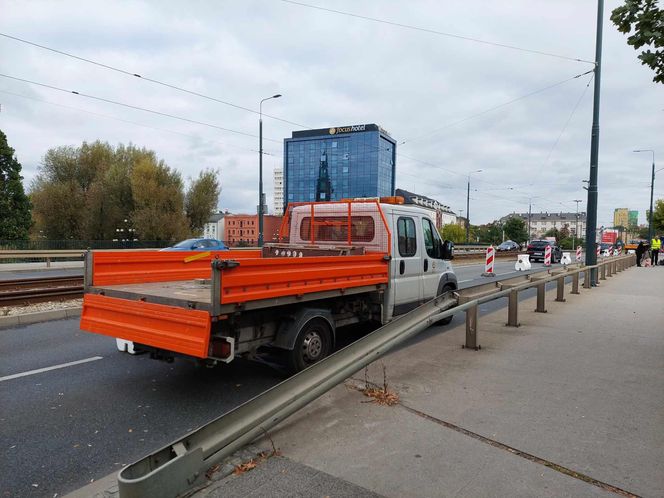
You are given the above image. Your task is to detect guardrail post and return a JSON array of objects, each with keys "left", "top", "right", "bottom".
[
  {"left": 459, "top": 296, "right": 479, "bottom": 350},
  {"left": 531, "top": 275, "right": 547, "bottom": 313},
  {"left": 616, "top": 259, "right": 622, "bottom": 272},
  {"left": 502, "top": 284, "right": 519, "bottom": 327},
  {"left": 583, "top": 267, "right": 592, "bottom": 289},
  {"left": 555, "top": 275, "right": 566, "bottom": 302},
  {"left": 46, "top": 257, "right": 51, "bottom": 268},
  {"left": 571, "top": 271, "right": 580, "bottom": 294},
  {"left": 600, "top": 263, "right": 607, "bottom": 280}
]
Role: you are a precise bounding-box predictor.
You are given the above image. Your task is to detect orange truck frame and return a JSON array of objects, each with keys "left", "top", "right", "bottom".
[{"left": 80, "top": 199, "right": 456, "bottom": 372}]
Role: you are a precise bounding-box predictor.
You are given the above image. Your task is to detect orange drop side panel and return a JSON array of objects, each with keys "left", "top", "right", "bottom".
[
  {"left": 80, "top": 294, "right": 211, "bottom": 358},
  {"left": 91, "top": 249, "right": 261, "bottom": 286},
  {"left": 219, "top": 253, "right": 389, "bottom": 304}
]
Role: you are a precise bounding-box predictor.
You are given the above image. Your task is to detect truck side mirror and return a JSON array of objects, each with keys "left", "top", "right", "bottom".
[{"left": 441, "top": 240, "right": 454, "bottom": 260}]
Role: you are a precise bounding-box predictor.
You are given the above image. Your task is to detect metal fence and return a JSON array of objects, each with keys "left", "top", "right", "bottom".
[{"left": 0, "top": 240, "right": 171, "bottom": 251}]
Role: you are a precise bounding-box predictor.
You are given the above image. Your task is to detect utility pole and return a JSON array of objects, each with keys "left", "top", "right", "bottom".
[
  {"left": 465, "top": 170, "right": 482, "bottom": 243},
  {"left": 584, "top": 0, "right": 604, "bottom": 285},
  {"left": 572, "top": 199, "right": 582, "bottom": 250},
  {"left": 528, "top": 198, "right": 532, "bottom": 243}
]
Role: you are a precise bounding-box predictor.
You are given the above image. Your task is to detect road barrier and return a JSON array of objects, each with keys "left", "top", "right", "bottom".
[
  {"left": 561, "top": 252, "right": 572, "bottom": 265},
  {"left": 114, "top": 253, "right": 635, "bottom": 498},
  {"left": 544, "top": 245, "right": 552, "bottom": 266},
  {"left": 482, "top": 246, "right": 495, "bottom": 276},
  {"left": 514, "top": 254, "right": 531, "bottom": 271},
  {"left": 0, "top": 250, "right": 86, "bottom": 267},
  {"left": 576, "top": 246, "right": 582, "bottom": 262}
]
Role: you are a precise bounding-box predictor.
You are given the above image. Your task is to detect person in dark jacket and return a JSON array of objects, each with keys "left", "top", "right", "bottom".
[{"left": 635, "top": 241, "right": 646, "bottom": 267}]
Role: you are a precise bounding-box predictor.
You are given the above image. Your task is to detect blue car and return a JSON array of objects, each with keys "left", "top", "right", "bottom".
[{"left": 160, "top": 238, "right": 228, "bottom": 251}]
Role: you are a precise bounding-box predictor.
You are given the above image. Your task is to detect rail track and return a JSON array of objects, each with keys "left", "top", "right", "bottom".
[{"left": 0, "top": 276, "right": 84, "bottom": 306}]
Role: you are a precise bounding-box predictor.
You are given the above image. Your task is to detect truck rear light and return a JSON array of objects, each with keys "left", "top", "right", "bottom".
[
  {"left": 527, "top": 245, "right": 534, "bottom": 250},
  {"left": 210, "top": 337, "right": 235, "bottom": 362}
]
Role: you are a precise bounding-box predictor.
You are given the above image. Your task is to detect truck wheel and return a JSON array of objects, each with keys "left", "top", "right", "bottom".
[
  {"left": 286, "top": 318, "right": 333, "bottom": 374},
  {"left": 437, "top": 286, "right": 455, "bottom": 325}
]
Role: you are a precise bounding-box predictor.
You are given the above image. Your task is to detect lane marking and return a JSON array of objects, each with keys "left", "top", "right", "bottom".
[{"left": 0, "top": 356, "right": 103, "bottom": 382}]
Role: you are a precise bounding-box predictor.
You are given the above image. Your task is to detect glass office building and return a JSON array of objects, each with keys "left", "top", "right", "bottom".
[{"left": 283, "top": 124, "right": 396, "bottom": 208}]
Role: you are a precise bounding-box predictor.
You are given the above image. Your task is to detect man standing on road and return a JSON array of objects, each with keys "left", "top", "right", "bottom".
[{"left": 651, "top": 235, "right": 661, "bottom": 266}]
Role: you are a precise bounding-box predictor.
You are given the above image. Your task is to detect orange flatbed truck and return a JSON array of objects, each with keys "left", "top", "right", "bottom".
[{"left": 80, "top": 199, "right": 457, "bottom": 372}]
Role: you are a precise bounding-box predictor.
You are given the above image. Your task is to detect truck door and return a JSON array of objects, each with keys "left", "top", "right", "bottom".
[
  {"left": 391, "top": 214, "right": 424, "bottom": 315},
  {"left": 421, "top": 216, "right": 446, "bottom": 300}
]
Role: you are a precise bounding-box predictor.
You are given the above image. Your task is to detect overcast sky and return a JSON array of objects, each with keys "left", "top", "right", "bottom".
[{"left": 1, "top": 0, "right": 662, "bottom": 227}]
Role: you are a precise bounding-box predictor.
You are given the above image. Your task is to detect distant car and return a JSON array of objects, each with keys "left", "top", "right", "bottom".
[
  {"left": 496, "top": 240, "right": 519, "bottom": 251},
  {"left": 526, "top": 240, "right": 562, "bottom": 263},
  {"left": 160, "top": 238, "right": 228, "bottom": 251}
]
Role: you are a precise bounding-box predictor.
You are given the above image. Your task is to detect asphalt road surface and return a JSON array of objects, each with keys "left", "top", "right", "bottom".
[{"left": 0, "top": 259, "right": 566, "bottom": 497}]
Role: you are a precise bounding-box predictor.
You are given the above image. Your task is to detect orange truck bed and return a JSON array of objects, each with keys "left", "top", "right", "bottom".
[{"left": 80, "top": 249, "right": 389, "bottom": 358}]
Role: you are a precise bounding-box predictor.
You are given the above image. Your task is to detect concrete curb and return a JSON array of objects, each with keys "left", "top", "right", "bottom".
[{"left": 0, "top": 306, "right": 82, "bottom": 329}]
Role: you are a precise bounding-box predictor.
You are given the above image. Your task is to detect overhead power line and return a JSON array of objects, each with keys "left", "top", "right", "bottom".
[
  {"left": 0, "top": 32, "right": 309, "bottom": 129},
  {"left": 0, "top": 88, "right": 279, "bottom": 156},
  {"left": 0, "top": 73, "right": 282, "bottom": 143},
  {"left": 400, "top": 69, "right": 594, "bottom": 146},
  {"left": 281, "top": 0, "right": 596, "bottom": 65}
]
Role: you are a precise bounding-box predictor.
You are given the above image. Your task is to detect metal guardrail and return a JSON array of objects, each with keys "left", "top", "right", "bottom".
[
  {"left": 116, "top": 253, "right": 635, "bottom": 498},
  {"left": 0, "top": 250, "right": 87, "bottom": 268}
]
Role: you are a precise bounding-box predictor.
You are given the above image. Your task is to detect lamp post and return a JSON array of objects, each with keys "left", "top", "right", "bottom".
[
  {"left": 633, "top": 149, "right": 656, "bottom": 243},
  {"left": 465, "top": 169, "right": 482, "bottom": 243},
  {"left": 572, "top": 199, "right": 582, "bottom": 250},
  {"left": 258, "top": 94, "right": 281, "bottom": 247}
]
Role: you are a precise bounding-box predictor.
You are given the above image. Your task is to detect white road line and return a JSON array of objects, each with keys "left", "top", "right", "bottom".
[{"left": 0, "top": 356, "right": 103, "bottom": 382}]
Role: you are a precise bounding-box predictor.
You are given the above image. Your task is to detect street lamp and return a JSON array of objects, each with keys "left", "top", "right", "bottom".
[
  {"left": 258, "top": 94, "right": 282, "bottom": 247},
  {"left": 572, "top": 199, "right": 582, "bottom": 250},
  {"left": 633, "top": 149, "right": 655, "bottom": 243},
  {"left": 466, "top": 169, "right": 482, "bottom": 243}
]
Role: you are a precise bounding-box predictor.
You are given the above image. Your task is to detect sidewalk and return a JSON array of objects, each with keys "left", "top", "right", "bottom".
[{"left": 198, "top": 266, "right": 664, "bottom": 497}]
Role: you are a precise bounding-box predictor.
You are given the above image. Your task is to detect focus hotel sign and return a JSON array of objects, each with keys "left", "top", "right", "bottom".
[
  {"left": 291, "top": 123, "right": 382, "bottom": 139},
  {"left": 329, "top": 124, "right": 367, "bottom": 134}
]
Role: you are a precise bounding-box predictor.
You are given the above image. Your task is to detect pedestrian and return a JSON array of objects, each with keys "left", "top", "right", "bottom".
[
  {"left": 635, "top": 241, "right": 646, "bottom": 267},
  {"left": 651, "top": 235, "right": 661, "bottom": 266}
]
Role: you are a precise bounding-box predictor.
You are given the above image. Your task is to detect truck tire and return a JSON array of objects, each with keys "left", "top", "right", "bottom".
[
  {"left": 436, "top": 285, "right": 455, "bottom": 325},
  {"left": 286, "top": 317, "right": 333, "bottom": 374}
]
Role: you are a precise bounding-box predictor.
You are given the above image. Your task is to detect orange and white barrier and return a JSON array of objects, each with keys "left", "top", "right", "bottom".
[
  {"left": 576, "top": 245, "right": 582, "bottom": 262},
  {"left": 482, "top": 245, "right": 496, "bottom": 276},
  {"left": 544, "top": 245, "right": 552, "bottom": 266},
  {"left": 596, "top": 245, "right": 601, "bottom": 258}
]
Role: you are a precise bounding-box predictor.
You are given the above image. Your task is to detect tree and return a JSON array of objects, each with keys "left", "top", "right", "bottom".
[
  {"left": 30, "top": 141, "right": 190, "bottom": 241},
  {"left": 0, "top": 130, "right": 32, "bottom": 239},
  {"left": 653, "top": 198, "right": 664, "bottom": 232},
  {"left": 475, "top": 222, "right": 503, "bottom": 245},
  {"left": 503, "top": 216, "right": 528, "bottom": 243},
  {"left": 611, "top": 0, "right": 664, "bottom": 84},
  {"left": 544, "top": 228, "right": 561, "bottom": 240},
  {"left": 185, "top": 169, "right": 221, "bottom": 235},
  {"left": 440, "top": 223, "right": 466, "bottom": 244}
]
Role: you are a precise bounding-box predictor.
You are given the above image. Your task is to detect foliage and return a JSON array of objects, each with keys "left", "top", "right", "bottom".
[
  {"left": 611, "top": 0, "right": 664, "bottom": 84},
  {"left": 0, "top": 130, "right": 32, "bottom": 239},
  {"left": 475, "top": 222, "right": 503, "bottom": 245},
  {"left": 653, "top": 198, "right": 664, "bottom": 232},
  {"left": 544, "top": 228, "right": 561, "bottom": 240},
  {"left": 440, "top": 223, "right": 466, "bottom": 244},
  {"left": 503, "top": 216, "right": 528, "bottom": 243},
  {"left": 29, "top": 141, "right": 213, "bottom": 241},
  {"left": 185, "top": 169, "right": 221, "bottom": 235}
]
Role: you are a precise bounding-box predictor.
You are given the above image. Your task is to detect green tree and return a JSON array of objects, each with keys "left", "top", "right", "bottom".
[
  {"left": 440, "top": 223, "right": 466, "bottom": 244},
  {"left": 185, "top": 169, "right": 221, "bottom": 235},
  {"left": 611, "top": 0, "right": 664, "bottom": 84},
  {"left": 130, "top": 156, "right": 189, "bottom": 241},
  {"left": 503, "top": 216, "right": 528, "bottom": 243},
  {"left": 30, "top": 141, "right": 190, "bottom": 241},
  {"left": 476, "top": 222, "right": 503, "bottom": 245},
  {"left": 0, "top": 130, "right": 32, "bottom": 239},
  {"left": 653, "top": 198, "right": 664, "bottom": 232},
  {"left": 544, "top": 228, "right": 561, "bottom": 240}
]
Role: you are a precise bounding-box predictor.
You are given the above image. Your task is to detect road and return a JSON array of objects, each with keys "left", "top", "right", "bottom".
[{"left": 0, "top": 259, "right": 567, "bottom": 497}]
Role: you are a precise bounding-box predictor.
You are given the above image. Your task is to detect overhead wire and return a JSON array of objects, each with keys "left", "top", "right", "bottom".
[
  {"left": 0, "top": 88, "right": 279, "bottom": 156},
  {"left": 280, "top": 0, "right": 595, "bottom": 65},
  {"left": 0, "top": 73, "right": 282, "bottom": 143},
  {"left": 399, "top": 69, "right": 594, "bottom": 146},
  {"left": 0, "top": 32, "right": 310, "bottom": 129}
]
